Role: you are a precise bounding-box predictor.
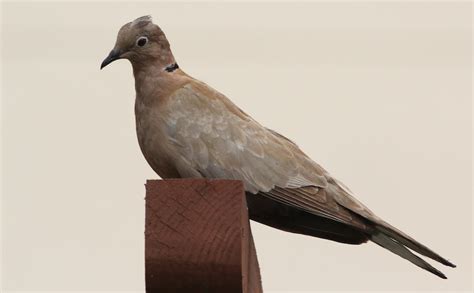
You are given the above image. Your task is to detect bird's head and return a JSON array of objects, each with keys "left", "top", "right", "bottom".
[{"left": 100, "top": 16, "right": 175, "bottom": 71}]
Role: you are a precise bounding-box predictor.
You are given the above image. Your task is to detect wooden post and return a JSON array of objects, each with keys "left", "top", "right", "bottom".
[{"left": 145, "top": 179, "right": 263, "bottom": 293}]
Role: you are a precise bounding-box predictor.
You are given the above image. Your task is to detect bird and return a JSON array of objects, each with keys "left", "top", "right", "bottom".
[{"left": 101, "top": 15, "right": 455, "bottom": 279}]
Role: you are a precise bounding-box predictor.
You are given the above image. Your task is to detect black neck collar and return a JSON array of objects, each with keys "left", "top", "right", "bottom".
[{"left": 165, "top": 63, "right": 179, "bottom": 72}]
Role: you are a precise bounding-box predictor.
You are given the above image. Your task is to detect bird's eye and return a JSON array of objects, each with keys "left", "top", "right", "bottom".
[{"left": 136, "top": 36, "right": 148, "bottom": 47}]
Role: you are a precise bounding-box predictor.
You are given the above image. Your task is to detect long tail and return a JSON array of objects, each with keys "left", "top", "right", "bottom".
[
  {"left": 369, "top": 220, "right": 455, "bottom": 279},
  {"left": 330, "top": 180, "right": 455, "bottom": 279}
]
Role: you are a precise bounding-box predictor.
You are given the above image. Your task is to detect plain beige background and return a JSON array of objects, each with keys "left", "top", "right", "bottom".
[{"left": 1, "top": 1, "right": 472, "bottom": 292}]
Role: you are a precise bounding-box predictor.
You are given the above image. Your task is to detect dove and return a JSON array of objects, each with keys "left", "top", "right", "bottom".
[{"left": 101, "top": 16, "right": 455, "bottom": 279}]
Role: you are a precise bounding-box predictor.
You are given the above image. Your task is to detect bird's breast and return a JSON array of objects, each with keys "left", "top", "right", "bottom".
[{"left": 134, "top": 97, "right": 181, "bottom": 178}]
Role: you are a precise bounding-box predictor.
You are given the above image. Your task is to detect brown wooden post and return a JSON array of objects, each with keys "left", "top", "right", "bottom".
[{"left": 145, "top": 179, "right": 263, "bottom": 293}]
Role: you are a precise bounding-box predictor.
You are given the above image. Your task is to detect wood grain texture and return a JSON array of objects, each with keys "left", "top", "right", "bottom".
[{"left": 145, "top": 179, "right": 262, "bottom": 293}]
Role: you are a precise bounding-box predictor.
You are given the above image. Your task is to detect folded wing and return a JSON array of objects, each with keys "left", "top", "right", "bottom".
[{"left": 164, "top": 81, "right": 455, "bottom": 278}]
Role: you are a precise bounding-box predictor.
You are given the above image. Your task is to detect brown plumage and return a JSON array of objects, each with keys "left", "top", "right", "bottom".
[{"left": 101, "top": 16, "right": 455, "bottom": 279}]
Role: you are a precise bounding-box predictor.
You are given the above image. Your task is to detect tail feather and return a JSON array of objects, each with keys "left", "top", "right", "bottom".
[
  {"left": 376, "top": 222, "right": 456, "bottom": 268},
  {"left": 321, "top": 179, "right": 455, "bottom": 278},
  {"left": 370, "top": 232, "right": 447, "bottom": 279}
]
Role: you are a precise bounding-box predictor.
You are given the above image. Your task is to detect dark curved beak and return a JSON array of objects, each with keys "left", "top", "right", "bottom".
[{"left": 100, "top": 49, "right": 121, "bottom": 70}]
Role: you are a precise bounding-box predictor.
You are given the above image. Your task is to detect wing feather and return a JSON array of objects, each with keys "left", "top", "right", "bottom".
[
  {"left": 163, "top": 81, "right": 369, "bottom": 230},
  {"left": 165, "top": 82, "right": 327, "bottom": 193}
]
